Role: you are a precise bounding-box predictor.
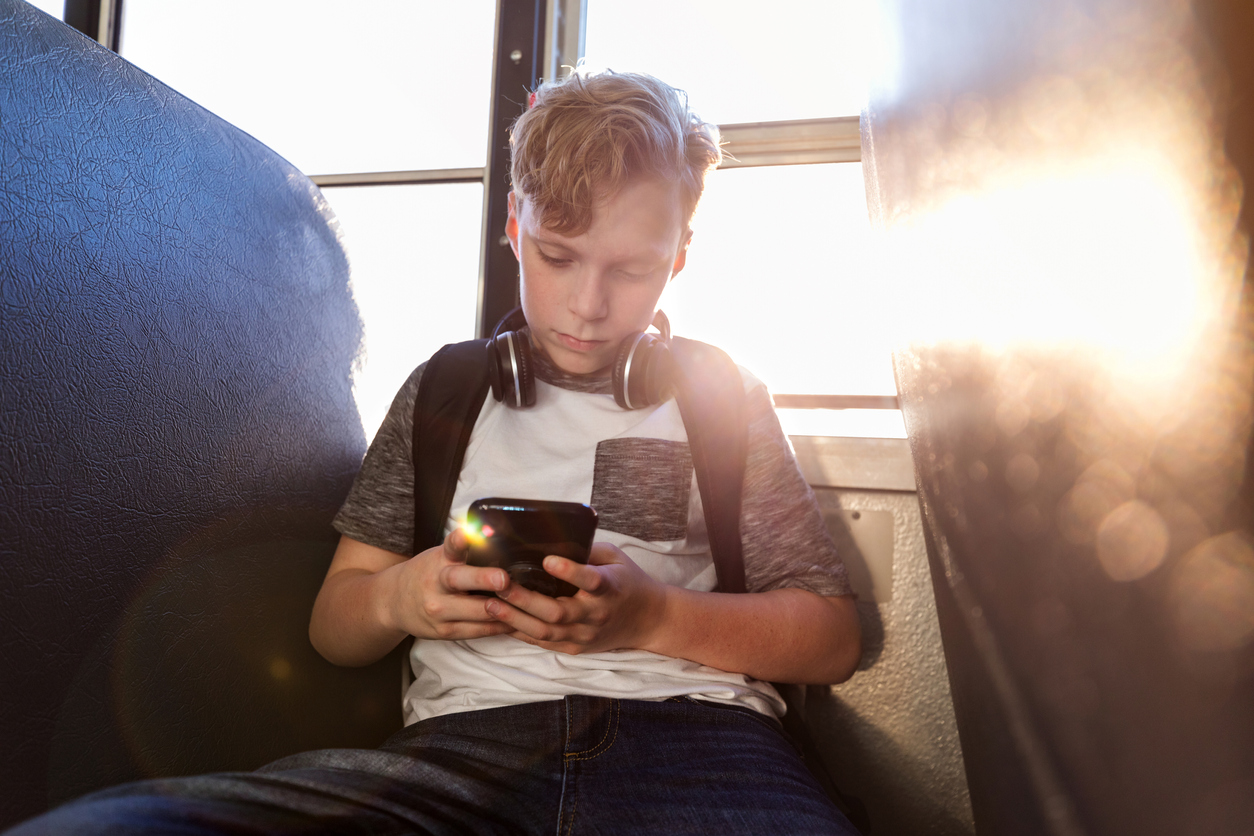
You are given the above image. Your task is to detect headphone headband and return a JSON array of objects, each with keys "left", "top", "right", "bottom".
[
  {"left": 651, "top": 309, "right": 672, "bottom": 343},
  {"left": 493, "top": 306, "right": 529, "bottom": 341}
]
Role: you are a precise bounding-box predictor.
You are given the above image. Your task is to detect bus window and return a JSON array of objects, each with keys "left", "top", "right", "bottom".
[
  {"left": 583, "top": 0, "right": 899, "bottom": 438},
  {"left": 117, "top": 0, "right": 496, "bottom": 438}
]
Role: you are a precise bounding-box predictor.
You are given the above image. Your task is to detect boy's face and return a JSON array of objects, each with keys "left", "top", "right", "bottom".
[{"left": 505, "top": 178, "right": 691, "bottom": 377}]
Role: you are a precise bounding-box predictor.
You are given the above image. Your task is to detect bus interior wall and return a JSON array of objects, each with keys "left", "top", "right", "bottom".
[{"left": 867, "top": 0, "right": 1254, "bottom": 834}]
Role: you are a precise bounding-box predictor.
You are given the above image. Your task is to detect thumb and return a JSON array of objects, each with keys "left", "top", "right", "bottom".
[
  {"left": 444, "top": 527, "right": 470, "bottom": 562},
  {"left": 587, "top": 542, "right": 627, "bottom": 566}
]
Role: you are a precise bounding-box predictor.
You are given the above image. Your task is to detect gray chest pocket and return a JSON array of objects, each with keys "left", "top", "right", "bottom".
[{"left": 591, "top": 438, "right": 693, "bottom": 542}]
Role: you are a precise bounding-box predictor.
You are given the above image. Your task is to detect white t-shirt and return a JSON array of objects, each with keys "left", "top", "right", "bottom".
[{"left": 408, "top": 376, "right": 782, "bottom": 722}]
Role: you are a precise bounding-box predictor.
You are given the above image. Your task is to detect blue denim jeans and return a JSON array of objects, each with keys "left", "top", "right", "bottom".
[{"left": 9, "top": 696, "right": 857, "bottom": 835}]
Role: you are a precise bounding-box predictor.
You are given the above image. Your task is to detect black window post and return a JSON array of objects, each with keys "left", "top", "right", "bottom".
[
  {"left": 479, "top": 0, "right": 544, "bottom": 338},
  {"left": 63, "top": 0, "right": 122, "bottom": 51}
]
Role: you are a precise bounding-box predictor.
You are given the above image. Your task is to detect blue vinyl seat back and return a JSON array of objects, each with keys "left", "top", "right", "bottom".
[{"left": 0, "top": 1, "right": 402, "bottom": 827}]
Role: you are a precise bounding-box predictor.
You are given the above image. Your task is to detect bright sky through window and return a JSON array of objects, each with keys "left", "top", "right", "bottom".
[
  {"left": 583, "top": 0, "right": 899, "bottom": 421},
  {"left": 120, "top": 0, "right": 496, "bottom": 175},
  {"left": 27, "top": 0, "right": 63, "bottom": 20},
  {"left": 320, "top": 183, "right": 484, "bottom": 440},
  {"left": 583, "top": 0, "right": 877, "bottom": 122}
]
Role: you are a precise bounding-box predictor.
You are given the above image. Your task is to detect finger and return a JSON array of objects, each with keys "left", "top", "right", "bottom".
[
  {"left": 509, "top": 631, "right": 572, "bottom": 653},
  {"left": 444, "top": 527, "right": 469, "bottom": 561},
  {"left": 502, "top": 624, "right": 587, "bottom": 656},
  {"left": 423, "top": 591, "right": 511, "bottom": 624},
  {"left": 495, "top": 581, "right": 572, "bottom": 623},
  {"left": 441, "top": 562, "right": 509, "bottom": 594},
  {"left": 544, "top": 556, "right": 604, "bottom": 594},
  {"left": 484, "top": 597, "right": 572, "bottom": 643},
  {"left": 430, "top": 619, "right": 516, "bottom": 641}
]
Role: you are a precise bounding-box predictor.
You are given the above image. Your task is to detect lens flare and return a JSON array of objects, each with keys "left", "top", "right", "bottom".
[{"left": 460, "top": 520, "right": 486, "bottom": 548}]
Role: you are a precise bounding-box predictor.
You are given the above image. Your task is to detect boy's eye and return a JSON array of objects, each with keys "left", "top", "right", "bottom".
[{"left": 537, "top": 250, "right": 570, "bottom": 266}]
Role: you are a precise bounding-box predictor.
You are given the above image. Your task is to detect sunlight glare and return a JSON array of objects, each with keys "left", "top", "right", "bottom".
[
  {"left": 662, "top": 163, "right": 892, "bottom": 398},
  {"left": 583, "top": 0, "right": 875, "bottom": 121},
  {"left": 882, "top": 152, "right": 1221, "bottom": 400}
]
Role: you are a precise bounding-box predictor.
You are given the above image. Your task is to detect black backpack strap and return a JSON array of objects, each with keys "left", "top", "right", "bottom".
[
  {"left": 672, "top": 337, "right": 869, "bottom": 831},
  {"left": 411, "top": 339, "right": 492, "bottom": 555},
  {"left": 669, "top": 337, "right": 747, "bottom": 594}
]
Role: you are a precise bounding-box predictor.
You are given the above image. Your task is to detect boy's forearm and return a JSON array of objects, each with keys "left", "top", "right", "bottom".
[
  {"left": 309, "top": 567, "right": 409, "bottom": 667},
  {"left": 640, "top": 586, "right": 862, "bottom": 685}
]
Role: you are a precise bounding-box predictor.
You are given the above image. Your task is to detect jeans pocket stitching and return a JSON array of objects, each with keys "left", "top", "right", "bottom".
[{"left": 565, "top": 700, "right": 620, "bottom": 761}]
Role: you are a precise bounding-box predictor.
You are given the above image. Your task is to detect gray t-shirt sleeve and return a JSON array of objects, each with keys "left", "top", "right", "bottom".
[
  {"left": 740, "top": 382, "right": 854, "bottom": 598},
  {"left": 332, "top": 363, "right": 424, "bottom": 556}
]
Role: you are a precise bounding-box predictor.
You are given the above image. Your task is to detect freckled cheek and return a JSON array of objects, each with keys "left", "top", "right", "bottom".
[{"left": 620, "top": 284, "right": 665, "bottom": 329}]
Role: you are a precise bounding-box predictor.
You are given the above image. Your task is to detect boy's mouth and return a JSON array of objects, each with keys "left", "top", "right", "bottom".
[{"left": 556, "top": 333, "right": 606, "bottom": 352}]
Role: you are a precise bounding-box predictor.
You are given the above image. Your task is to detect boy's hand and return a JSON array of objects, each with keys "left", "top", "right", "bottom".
[
  {"left": 483, "top": 543, "right": 668, "bottom": 655},
  {"left": 384, "top": 528, "right": 516, "bottom": 642}
]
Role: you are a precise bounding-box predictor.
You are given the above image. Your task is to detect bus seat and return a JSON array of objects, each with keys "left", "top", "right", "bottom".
[{"left": 0, "top": 1, "right": 403, "bottom": 828}]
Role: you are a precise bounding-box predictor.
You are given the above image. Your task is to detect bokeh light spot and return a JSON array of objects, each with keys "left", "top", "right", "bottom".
[
  {"left": 1096, "top": 500, "right": 1169, "bottom": 581},
  {"left": 1058, "top": 459, "right": 1137, "bottom": 545},
  {"left": 268, "top": 656, "right": 293, "bottom": 682},
  {"left": 1170, "top": 532, "right": 1254, "bottom": 652},
  {"left": 1006, "top": 453, "right": 1041, "bottom": 494}
]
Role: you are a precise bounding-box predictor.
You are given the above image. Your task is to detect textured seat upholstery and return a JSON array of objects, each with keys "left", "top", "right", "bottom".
[{"left": 0, "top": 1, "right": 401, "bottom": 827}]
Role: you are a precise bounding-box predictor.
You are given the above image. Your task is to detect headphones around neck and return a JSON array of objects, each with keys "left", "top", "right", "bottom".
[{"left": 487, "top": 307, "right": 675, "bottom": 410}]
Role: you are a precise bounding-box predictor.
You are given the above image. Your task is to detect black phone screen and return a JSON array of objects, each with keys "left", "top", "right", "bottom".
[{"left": 465, "top": 498, "right": 598, "bottom": 598}]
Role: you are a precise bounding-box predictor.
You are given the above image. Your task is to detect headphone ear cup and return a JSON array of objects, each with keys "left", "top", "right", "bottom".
[
  {"left": 488, "top": 336, "right": 507, "bottom": 403},
  {"left": 611, "top": 337, "right": 637, "bottom": 409},
  {"left": 513, "top": 333, "right": 536, "bottom": 407},
  {"left": 488, "top": 331, "right": 536, "bottom": 408},
  {"left": 613, "top": 332, "right": 672, "bottom": 409}
]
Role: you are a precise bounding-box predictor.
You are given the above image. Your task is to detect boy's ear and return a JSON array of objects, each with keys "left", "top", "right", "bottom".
[
  {"left": 505, "top": 192, "right": 522, "bottom": 261},
  {"left": 670, "top": 229, "right": 693, "bottom": 278}
]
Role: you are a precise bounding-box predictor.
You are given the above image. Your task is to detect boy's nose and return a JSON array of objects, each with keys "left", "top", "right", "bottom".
[{"left": 568, "top": 272, "right": 609, "bottom": 322}]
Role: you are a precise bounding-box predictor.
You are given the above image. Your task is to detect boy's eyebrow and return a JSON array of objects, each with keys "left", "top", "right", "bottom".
[
  {"left": 531, "top": 233, "right": 576, "bottom": 254},
  {"left": 531, "top": 232, "right": 672, "bottom": 270}
]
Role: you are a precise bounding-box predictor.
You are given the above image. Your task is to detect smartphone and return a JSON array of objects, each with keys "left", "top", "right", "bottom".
[{"left": 464, "top": 498, "right": 598, "bottom": 598}]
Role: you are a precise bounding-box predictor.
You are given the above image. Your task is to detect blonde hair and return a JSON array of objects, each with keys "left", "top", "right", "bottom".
[{"left": 509, "top": 70, "right": 722, "bottom": 235}]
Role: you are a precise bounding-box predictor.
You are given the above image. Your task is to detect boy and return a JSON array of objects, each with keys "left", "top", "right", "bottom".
[{"left": 10, "top": 70, "right": 861, "bottom": 835}]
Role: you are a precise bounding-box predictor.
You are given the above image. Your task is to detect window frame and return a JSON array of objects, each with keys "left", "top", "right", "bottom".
[{"left": 75, "top": 0, "right": 895, "bottom": 413}]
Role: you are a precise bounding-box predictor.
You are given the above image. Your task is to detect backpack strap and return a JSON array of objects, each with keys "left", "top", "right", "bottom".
[
  {"left": 411, "top": 339, "right": 492, "bottom": 555},
  {"left": 667, "top": 341, "right": 868, "bottom": 830},
  {"left": 669, "top": 337, "right": 747, "bottom": 594}
]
